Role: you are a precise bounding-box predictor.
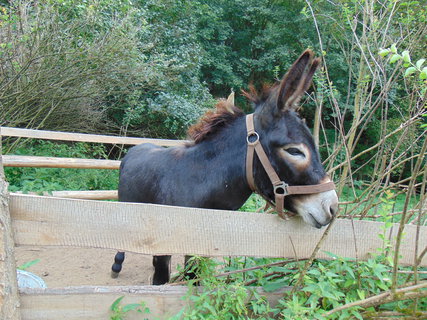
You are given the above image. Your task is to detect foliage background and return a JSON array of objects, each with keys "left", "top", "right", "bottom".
[{"left": 1, "top": 0, "right": 426, "bottom": 319}]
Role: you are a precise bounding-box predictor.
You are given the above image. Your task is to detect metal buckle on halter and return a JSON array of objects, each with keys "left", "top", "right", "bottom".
[{"left": 274, "top": 182, "right": 289, "bottom": 196}]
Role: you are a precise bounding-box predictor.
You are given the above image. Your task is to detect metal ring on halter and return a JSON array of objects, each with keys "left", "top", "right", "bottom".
[
  {"left": 274, "top": 182, "right": 289, "bottom": 196},
  {"left": 246, "top": 132, "right": 259, "bottom": 145}
]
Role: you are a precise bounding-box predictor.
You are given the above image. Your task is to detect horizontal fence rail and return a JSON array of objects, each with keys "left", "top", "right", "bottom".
[
  {"left": 19, "top": 285, "right": 290, "bottom": 320},
  {"left": 11, "top": 190, "right": 118, "bottom": 200},
  {"left": 1, "top": 126, "right": 186, "bottom": 147},
  {"left": 10, "top": 194, "right": 427, "bottom": 266},
  {"left": 2, "top": 155, "right": 120, "bottom": 169}
]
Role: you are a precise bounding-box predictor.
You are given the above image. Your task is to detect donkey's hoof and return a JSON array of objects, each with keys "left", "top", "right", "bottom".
[
  {"left": 152, "top": 273, "right": 169, "bottom": 285},
  {"left": 111, "top": 263, "right": 122, "bottom": 278}
]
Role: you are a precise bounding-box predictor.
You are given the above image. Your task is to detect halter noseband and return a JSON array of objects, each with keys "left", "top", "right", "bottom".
[{"left": 245, "top": 114, "right": 336, "bottom": 220}]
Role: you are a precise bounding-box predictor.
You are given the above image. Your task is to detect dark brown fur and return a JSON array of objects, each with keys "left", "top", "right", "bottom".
[
  {"left": 187, "top": 99, "right": 244, "bottom": 144},
  {"left": 241, "top": 83, "right": 278, "bottom": 105}
]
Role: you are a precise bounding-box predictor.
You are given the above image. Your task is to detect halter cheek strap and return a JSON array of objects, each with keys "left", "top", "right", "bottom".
[{"left": 245, "top": 114, "right": 336, "bottom": 220}]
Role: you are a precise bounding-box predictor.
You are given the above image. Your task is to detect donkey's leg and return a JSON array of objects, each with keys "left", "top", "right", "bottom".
[
  {"left": 152, "top": 255, "right": 171, "bottom": 285},
  {"left": 111, "top": 251, "right": 125, "bottom": 278}
]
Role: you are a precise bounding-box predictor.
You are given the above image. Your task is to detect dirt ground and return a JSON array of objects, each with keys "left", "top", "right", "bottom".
[{"left": 15, "top": 246, "right": 182, "bottom": 288}]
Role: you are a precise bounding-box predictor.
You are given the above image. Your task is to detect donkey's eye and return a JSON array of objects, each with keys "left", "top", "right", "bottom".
[{"left": 285, "top": 147, "right": 305, "bottom": 157}]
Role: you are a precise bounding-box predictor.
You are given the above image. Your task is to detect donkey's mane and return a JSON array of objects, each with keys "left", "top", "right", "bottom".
[
  {"left": 241, "top": 83, "right": 279, "bottom": 105},
  {"left": 187, "top": 99, "right": 244, "bottom": 144}
]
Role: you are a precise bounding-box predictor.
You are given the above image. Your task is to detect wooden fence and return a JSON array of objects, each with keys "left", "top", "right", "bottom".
[{"left": 1, "top": 126, "right": 426, "bottom": 319}]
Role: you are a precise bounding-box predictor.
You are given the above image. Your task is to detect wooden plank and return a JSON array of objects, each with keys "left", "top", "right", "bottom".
[
  {"left": 2, "top": 155, "right": 120, "bottom": 169},
  {"left": 10, "top": 194, "right": 427, "bottom": 266},
  {"left": 0, "top": 127, "right": 186, "bottom": 147},
  {"left": 20, "top": 285, "right": 186, "bottom": 320},
  {"left": 11, "top": 190, "right": 118, "bottom": 200},
  {"left": 19, "top": 285, "right": 289, "bottom": 320},
  {"left": 0, "top": 132, "right": 21, "bottom": 319}
]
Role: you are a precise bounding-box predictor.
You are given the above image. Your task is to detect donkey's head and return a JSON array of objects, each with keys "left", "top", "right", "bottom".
[{"left": 245, "top": 50, "right": 338, "bottom": 228}]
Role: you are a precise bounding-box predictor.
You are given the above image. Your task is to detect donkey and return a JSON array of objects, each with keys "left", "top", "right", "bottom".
[{"left": 111, "top": 49, "right": 338, "bottom": 285}]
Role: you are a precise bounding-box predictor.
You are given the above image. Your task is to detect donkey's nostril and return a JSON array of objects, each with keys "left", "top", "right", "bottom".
[{"left": 329, "top": 203, "right": 338, "bottom": 217}]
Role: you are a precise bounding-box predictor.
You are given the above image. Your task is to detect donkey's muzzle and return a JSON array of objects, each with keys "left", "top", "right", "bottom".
[{"left": 292, "top": 189, "right": 339, "bottom": 228}]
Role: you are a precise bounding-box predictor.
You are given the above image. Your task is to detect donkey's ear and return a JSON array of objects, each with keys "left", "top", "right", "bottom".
[
  {"left": 277, "top": 49, "right": 319, "bottom": 111},
  {"left": 224, "top": 91, "right": 235, "bottom": 114}
]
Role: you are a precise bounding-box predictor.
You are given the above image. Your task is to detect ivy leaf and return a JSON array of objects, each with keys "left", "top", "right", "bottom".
[
  {"left": 416, "top": 59, "right": 425, "bottom": 69},
  {"left": 390, "top": 54, "right": 402, "bottom": 64},
  {"left": 404, "top": 67, "right": 416, "bottom": 77}
]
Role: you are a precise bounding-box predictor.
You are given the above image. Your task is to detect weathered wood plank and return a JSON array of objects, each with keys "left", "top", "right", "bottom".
[
  {"left": 0, "top": 126, "right": 186, "bottom": 147},
  {"left": 2, "top": 155, "right": 120, "bottom": 169},
  {"left": 0, "top": 130, "right": 21, "bottom": 319},
  {"left": 10, "top": 194, "right": 427, "bottom": 266},
  {"left": 20, "top": 285, "right": 187, "bottom": 320},
  {"left": 19, "top": 285, "right": 289, "bottom": 320},
  {"left": 11, "top": 190, "right": 118, "bottom": 200}
]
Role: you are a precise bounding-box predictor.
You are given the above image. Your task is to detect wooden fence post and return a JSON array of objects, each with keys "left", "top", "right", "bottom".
[{"left": 0, "top": 129, "right": 21, "bottom": 319}]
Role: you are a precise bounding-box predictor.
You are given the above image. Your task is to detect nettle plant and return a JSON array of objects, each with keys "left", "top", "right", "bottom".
[{"left": 167, "top": 193, "right": 418, "bottom": 320}]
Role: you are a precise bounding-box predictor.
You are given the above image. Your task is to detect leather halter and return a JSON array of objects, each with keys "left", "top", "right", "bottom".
[{"left": 245, "top": 113, "right": 336, "bottom": 220}]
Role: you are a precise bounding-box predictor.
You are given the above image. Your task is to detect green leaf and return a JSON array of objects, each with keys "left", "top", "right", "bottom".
[
  {"left": 390, "top": 43, "right": 397, "bottom": 54},
  {"left": 308, "top": 269, "right": 321, "bottom": 276},
  {"left": 122, "top": 303, "right": 143, "bottom": 313},
  {"left": 326, "top": 271, "right": 339, "bottom": 278},
  {"left": 357, "top": 289, "right": 365, "bottom": 299},
  {"left": 323, "top": 251, "right": 339, "bottom": 259},
  {"left": 18, "top": 259, "right": 40, "bottom": 270},
  {"left": 390, "top": 54, "right": 402, "bottom": 64},
  {"left": 262, "top": 280, "right": 289, "bottom": 292},
  {"left": 402, "top": 50, "right": 411, "bottom": 63},
  {"left": 345, "top": 266, "right": 356, "bottom": 279},
  {"left": 110, "top": 296, "right": 124, "bottom": 311},
  {"left": 352, "top": 310, "right": 364, "bottom": 320},
  {"left": 420, "top": 67, "right": 427, "bottom": 80},
  {"left": 416, "top": 59, "right": 426, "bottom": 69},
  {"left": 378, "top": 48, "right": 390, "bottom": 57}
]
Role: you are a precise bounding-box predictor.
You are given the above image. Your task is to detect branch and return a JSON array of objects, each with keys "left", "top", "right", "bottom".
[
  {"left": 324, "top": 281, "right": 427, "bottom": 317},
  {"left": 169, "top": 258, "right": 307, "bottom": 286}
]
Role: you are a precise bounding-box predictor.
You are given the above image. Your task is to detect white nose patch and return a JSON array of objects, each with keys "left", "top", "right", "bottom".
[{"left": 292, "top": 189, "right": 339, "bottom": 228}]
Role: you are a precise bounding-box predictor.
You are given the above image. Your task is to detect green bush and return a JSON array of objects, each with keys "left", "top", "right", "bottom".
[
  {"left": 5, "top": 140, "right": 118, "bottom": 192},
  {"left": 0, "top": 0, "right": 214, "bottom": 138},
  {"left": 171, "top": 194, "right": 426, "bottom": 319}
]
